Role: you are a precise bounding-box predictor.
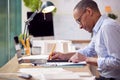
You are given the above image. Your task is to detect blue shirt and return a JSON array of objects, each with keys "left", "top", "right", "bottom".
[{"left": 77, "top": 15, "right": 120, "bottom": 79}]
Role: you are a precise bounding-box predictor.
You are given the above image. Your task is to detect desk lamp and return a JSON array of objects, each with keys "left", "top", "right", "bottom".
[{"left": 23, "top": 1, "right": 56, "bottom": 41}]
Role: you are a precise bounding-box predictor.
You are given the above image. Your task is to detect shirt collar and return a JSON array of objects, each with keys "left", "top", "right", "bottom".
[{"left": 93, "top": 15, "right": 107, "bottom": 34}]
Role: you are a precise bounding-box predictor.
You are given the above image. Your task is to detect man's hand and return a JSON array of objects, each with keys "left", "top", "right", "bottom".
[
  {"left": 51, "top": 52, "right": 75, "bottom": 60},
  {"left": 51, "top": 52, "right": 66, "bottom": 60},
  {"left": 69, "top": 53, "right": 86, "bottom": 63}
]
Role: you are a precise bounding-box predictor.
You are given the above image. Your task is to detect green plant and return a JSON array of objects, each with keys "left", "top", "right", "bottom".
[
  {"left": 108, "top": 13, "right": 118, "bottom": 20},
  {"left": 23, "top": 0, "right": 42, "bottom": 12},
  {"left": 23, "top": 0, "right": 57, "bottom": 13}
]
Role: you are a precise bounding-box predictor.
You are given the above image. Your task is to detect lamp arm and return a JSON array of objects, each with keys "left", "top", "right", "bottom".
[
  {"left": 25, "top": 10, "right": 38, "bottom": 25},
  {"left": 23, "top": 10, "right": 38, "bottom": 40}
]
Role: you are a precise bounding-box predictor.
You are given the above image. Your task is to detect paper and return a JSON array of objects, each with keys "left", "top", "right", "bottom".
[
  {"left": 18, "top": 68, "right": 95, "bottom": 80},
  {"left": 75, "top": 72, "right": 92, "bottom": 77},
  {"left": 20, "top": 55, "right": 48, "bottom": 60},
  {"left": 41, "top": 61, "right": 86, "bottom": 67},
  {"left": 44, "top": 73, "right": 80, "bottom": 80},
  {"left": 18, "top": 68, "right": 80, "bottom": 80},
  {"left": 19, "top": 68, "right": 72, "bottom": 74}
]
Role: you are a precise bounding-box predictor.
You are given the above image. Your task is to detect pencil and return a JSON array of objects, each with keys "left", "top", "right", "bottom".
[{"left": 48, "top": 44, "right": 56, "bottom": 60}]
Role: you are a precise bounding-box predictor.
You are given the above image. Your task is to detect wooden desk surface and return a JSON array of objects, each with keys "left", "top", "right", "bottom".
[{"left": 0, "top": 55, "right": 93, "bottom": 80}]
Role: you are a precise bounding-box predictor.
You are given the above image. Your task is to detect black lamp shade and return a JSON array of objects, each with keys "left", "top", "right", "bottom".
[{"left": 41, "top": 1, "right": 55, "bottom": 13}]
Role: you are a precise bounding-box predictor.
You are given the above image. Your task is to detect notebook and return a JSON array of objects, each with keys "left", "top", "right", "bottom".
[{"left": 17, "top": 54, "right": 86, "bottom": 67}]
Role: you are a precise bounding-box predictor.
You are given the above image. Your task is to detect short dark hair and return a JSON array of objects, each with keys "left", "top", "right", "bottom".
[{"left": 74, "top": 0, "right": 99, "bottom": 12}]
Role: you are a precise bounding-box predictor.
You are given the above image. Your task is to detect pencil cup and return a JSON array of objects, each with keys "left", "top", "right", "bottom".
[
  {"left": 25, "top": 47, "right": 31, "bottom": 56},
  {"left": 25, "top": 38, "right": 31, "bottom": 56}
]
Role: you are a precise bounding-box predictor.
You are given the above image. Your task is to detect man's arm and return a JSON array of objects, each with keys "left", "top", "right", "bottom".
[
  {"left": 98, "top": 24, "right": 120, "bottom": 70},
  {"left": 86, "top": 57, "right": 98, "bottom": 66},
  {"left": 77, "top": 37, "right": 97, "bottom": 57}
]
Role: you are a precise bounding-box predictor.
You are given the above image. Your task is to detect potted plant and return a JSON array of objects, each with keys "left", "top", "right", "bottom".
[
  {"left": 23, "top": 0, "right": 42, "bottom": 12},
  {"left": 108, "top": 13, "right": 118, "bottom": 20}
]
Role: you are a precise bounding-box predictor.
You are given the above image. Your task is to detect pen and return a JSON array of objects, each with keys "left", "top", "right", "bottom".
[
  {"left": 47, "top": 60, "right": 68, "bottom": 62},
  {"left": 48, "top": 44, "right": 56, "bottom": 60}
]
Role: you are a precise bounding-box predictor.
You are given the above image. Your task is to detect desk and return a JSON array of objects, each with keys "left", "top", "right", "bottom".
[{"left": 0, "top": 55, "right": 94, "bottom": 80}]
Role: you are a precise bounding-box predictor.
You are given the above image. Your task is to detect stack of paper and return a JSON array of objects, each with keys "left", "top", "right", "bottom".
[
  {"left": 18, "top": 68, "right": 80, "bottom": 80},
  {"left": 18, "top": 68, "right": 95, "bottom": 80}
]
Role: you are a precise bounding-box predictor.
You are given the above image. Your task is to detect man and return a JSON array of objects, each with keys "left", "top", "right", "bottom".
[{"left": 51, "top": 0, "right": 120, "bottom": 80}]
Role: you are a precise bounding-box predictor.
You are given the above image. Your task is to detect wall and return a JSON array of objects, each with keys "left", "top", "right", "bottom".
[
  {"left": 22, "top": 0, "right": 120, "bottom": 40},
  {"left": 0, "top": 0, "right": 21, "bottom": 67}
]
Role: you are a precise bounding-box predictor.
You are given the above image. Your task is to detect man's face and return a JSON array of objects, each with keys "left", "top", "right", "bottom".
[{"left": 73, "top": 8, "right": 93, "bottom": 33}]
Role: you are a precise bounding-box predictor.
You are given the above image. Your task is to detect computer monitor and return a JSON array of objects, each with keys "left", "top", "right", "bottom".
[{"left": 27, "top": 12, "right": 54, "bottom": 37}]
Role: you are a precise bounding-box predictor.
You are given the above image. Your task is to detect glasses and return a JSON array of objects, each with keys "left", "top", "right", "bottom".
[{"left": 76, "top": 10, "right": 86, "bottom": 25}]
